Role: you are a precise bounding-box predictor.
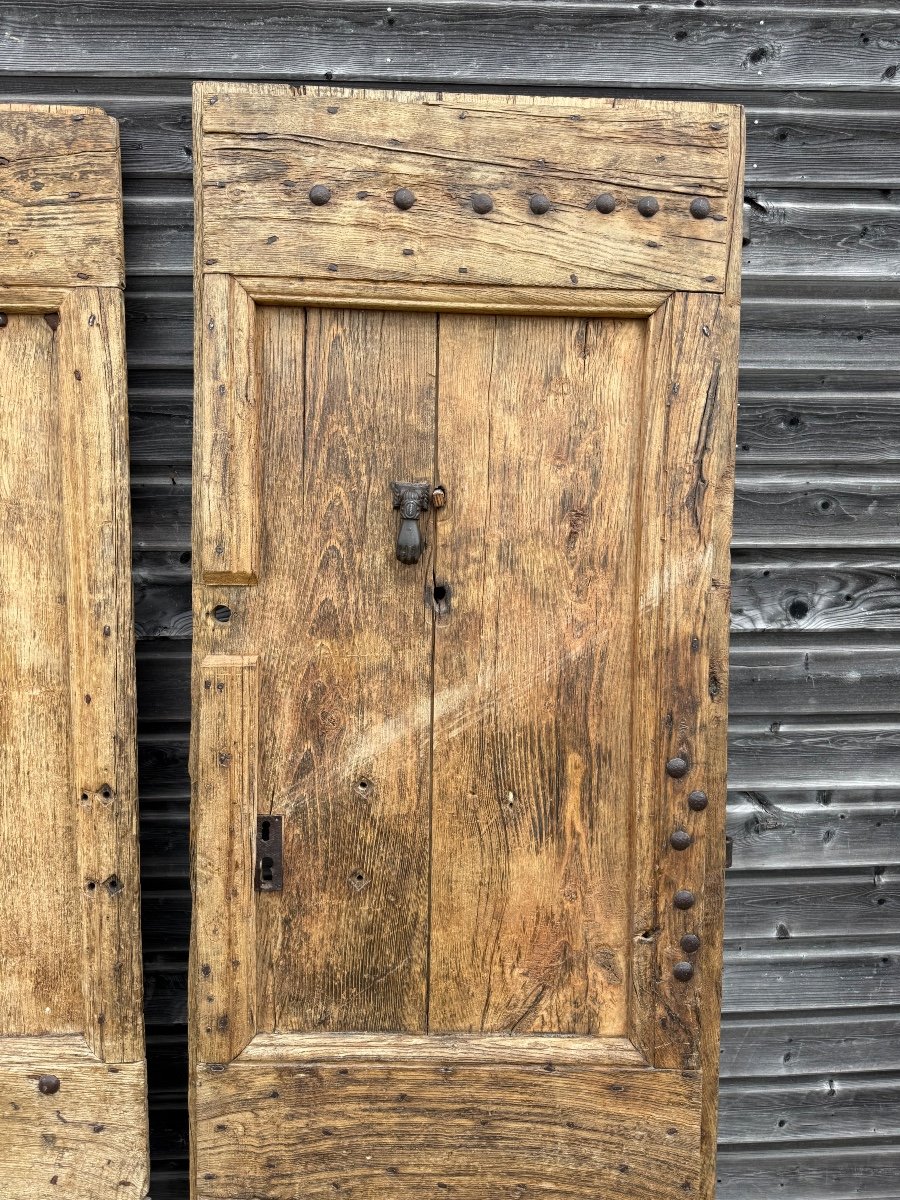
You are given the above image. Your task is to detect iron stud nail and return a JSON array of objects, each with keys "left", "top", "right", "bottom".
[
  {"left": 394, "top": 187, "right": 416, "bottom": 210},
  {"left": 673, "top": 961, "right": 694, "bottom": 982},
  {"left": 690, "top": 196, "right": 712, "bottom": 219},
  {"left": 670, "top": 830, "right": 693, "bottom": 851},
  {"left": 594, "top": 193, "right": 616, "bottom": 214},
  {"left": 666, "top": 755, "right": 689, "bottom": 779},
  {"left": 680, "top": 932, "right": 701, "bottom": 954},
  {"left": 38, "top": 1075, "right": 60, "bottom": 1095},
  {"left": 637, "top": 196, "right": 660, "bottom": 217},
  {"left": 471, "top": 193, "right": 494, "bottom": 215},
  {"left": 529, "top": 193, "right": 551, "bottom": 215},
  {"left": 673, "top": 889, "right": 696, "bottom": 910},
  {"left": 688, "top": 790, "right": 708, "bottom": 811},
  {"left": 309, "top": 184, "right": 332, "bottom": 206}
]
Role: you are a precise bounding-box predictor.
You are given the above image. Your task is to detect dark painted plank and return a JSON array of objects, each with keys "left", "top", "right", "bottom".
[
  {"left": 728, "top": 718, "right": 900, "bottom": 789},
  {"left": 731, "top": 551, "right": 900, "bottom": 632},
  {"left": 720, "top": 1012, "right": 900, "bottom": 1078},
  {"left": 716, "top": 1147, "right": 900, "bottom": 1200},
  {"left": 722, "top": 937, "right": 900, "bottom": 1011},
  {"left": 736, "top": 391, "right": 900, "bottom": 466},
  {"left": 728, "top": 790, "right": 900, "bottom": 869},
  {"left": 2, "top": 4, "right": 898, "bottom": 89},
  {"left": 719, "top": 1073, "right": 900, "bottom": 1144}
]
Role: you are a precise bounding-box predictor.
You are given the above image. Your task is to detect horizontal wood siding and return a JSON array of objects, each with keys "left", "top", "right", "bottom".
[{"left": 2, "top": 5, "right": 897, "bottom": 1196}]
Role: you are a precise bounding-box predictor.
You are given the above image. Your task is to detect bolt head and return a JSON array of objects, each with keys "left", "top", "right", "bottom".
[
  {"left": 673, "top": 889, "right": 696, "bottom": 910},
  {"left": 690, "top": 196, "right": 712, "bottom": 219},
  {"left": 309, "top": 184, "right": 332, "bottom": 206},
  {"left": 393, "top": 187, "right": 416, "bottom": 211},
  {"left": 673, "top": 961, "right": 694, "bottom": 982},
  {"left": 637, "top": 196, "right": 659, "bottom": 217},
  {"left": 688, "top": 790, "right": 708, "bottom": 811},
  {"left": 472, "top": 193, "right": 494, "bottom": 215},
  {"left": 38, "top": 1075, "right": 60, "bottom": 1096},
  {"left": 666, "top": 756, "right": 690, "bottom": 779},
  {"left": 670, "top": 829, "right": 693, "bottom": 851},
  {"left": 680, "top": 932, "right": 701, "bottom": 954},
  {"left": 529, "top": 193, "right": 551, "bottom": 215},
  {"left": 594, "top": 193, "right": 616, "bottom": 214}
]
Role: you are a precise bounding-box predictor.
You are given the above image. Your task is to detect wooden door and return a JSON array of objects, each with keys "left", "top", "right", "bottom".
[
  {"left": 191, "top": 84, "right": 743, "bottom": 1200},
  {"left": 0, "top": 106, "right": 148, "bottom": 1195}
]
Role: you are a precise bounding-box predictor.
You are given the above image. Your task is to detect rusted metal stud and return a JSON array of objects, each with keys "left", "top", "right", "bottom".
[
  {"left": 309, "top": 184, "right": 332, "bottom": 206},
  {"left": 666, "top": 756, "right": 689, "bottom": 779},
  {"left": 37, "top": 1075, "right": 60, "bottom": 1095},
  {"left": 393, "top": 187, "right": 416, "bottom": 210},
  {"left": 670, "top": 829, "right": 693, "bottom": 851},
  {"left": 594, "top": 193, "right": 616, "bottom": 214},
  {"left": 637, "top": 196, "right": 659, "bottom": 217},
  {"left": 471, "top": 193, "right": 494, "bottom": 215},
  {"left": 680, "top": 932, "right": 701, "bottom": 954},
  {"left": 529, "top": 193, "right": 551, "bottom": 215},
  {"left": 688, "top": 790, "right": 708, "bottom": 811},
  {"left": 673, "top": 961, "right": 694, "bottom": 982},
  {"left": 673, "top": 889, "right": 696, "bottom": 910},
  {"left": 690, "top": 196, "right": 712, "bottom": 219}
]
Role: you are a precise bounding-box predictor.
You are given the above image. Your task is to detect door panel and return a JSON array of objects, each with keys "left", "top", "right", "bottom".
[
  {"left": 192, "top": 84, "right": 744, "bottom": 1200},
  {"left": 430, "top": 315, "right": 644, "bottom": 1035},
  {"left": 0, "top": 107, "right": 148, "bottom": 1196}
]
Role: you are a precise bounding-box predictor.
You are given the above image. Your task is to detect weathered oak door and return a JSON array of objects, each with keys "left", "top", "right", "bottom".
[
  {"left": 0, "top": 106, "right": 148, "bottom": 1195},
  {"left": 192, "top": 84, "right": 743, "bottom": 1200}
]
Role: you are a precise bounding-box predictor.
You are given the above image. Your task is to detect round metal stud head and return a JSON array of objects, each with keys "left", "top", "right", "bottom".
[
  {"left": 529, "top": 193, "right": 551, "bottom": 215},
  {"left": 673, "top": 889, "right": 696, "bottom": 910},
  {"left": 690, "top": 196, "right": 712, "bottom": 219},
  {"left": 594, "top": 193, "right": 616, "bottom": 214},
  {"left": 666, "top": 756, "right": 690, "bottom": 779},
  {"left": 37, "top": 1074, "right": 60, "bottom": 1096},
  {"left": 637, "top": 196, "right": 660, "bottom": 217},
  {"left": 688, "top": 790, "right": 709, "bottom": 812},
  {"left": 393, "top": 187, "right": 416, "bottom": 211},
  {"left": 670, "top": 829, "right": 693, "bottom": 851},
  {"left": 309, "top": 184, "right": 332, "bottom": 206},
  {"left": 471, "top": 193, "right": 494, "bottom": 215},
  {"left": 673, "top": 961, "right": 695, "bottom": 982},
  {"left": 680, "top": 932, "right": 701, "bottom": 954}
]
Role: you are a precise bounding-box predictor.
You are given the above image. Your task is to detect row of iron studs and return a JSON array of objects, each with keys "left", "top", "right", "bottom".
[
  {"left": 666, "top": 754, "right": 707, "bottom": 982},
  {"left": 307, "top": 183, "right": 714, "bottom": 220}
]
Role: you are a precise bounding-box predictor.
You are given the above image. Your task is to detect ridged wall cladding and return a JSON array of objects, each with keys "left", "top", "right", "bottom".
[{"left": 2, "top": 3, "right": 898, "bottom": 1196}]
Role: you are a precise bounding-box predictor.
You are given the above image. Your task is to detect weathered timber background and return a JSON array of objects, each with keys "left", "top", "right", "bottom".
[{"left": 2, "top": 3, "right": 899, "bottom": 1196}]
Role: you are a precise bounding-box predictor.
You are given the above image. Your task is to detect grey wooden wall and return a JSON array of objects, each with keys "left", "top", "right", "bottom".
[{"left": 2, "top": 3, "right": 898, "bottom": 1197}]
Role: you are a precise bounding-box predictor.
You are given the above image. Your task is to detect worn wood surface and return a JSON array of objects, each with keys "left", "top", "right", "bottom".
[
  {"left": 429, "top": 314, "right": 642, "bottom": 1036},
  {"left": 3, "top": 6, "right": 895, "bottom": 1197},
  {"left": 0, "top": 104, "right": 147, "bottom": 1197},
  {"left": 194, "top": 1055, "right": 701, "bottom": 1200}
]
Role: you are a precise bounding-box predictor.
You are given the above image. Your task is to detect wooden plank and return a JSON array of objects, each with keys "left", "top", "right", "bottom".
[
  {"left": 0, "top": 104, "right": 123, "bottom": 287},
  {"left": 727, "top": 790, "right": 900, "bottom": 870},
  {"left": 195, "top": 274, "right": 257, "bottom": 584},
  {"left": 0, "top": 313, "right": 83, "bottom": 1037},
  {"left": 57, "top": 286, "right": 144, "bottom": 1063},
  {"left": 720, "top": 1013, "right": 900, "bottom": 1079},
  {"left": 719, "top": 1074, "right": 900, "bottom": 1145},
  {"left": 724, "top": 870, "right": 900, "bottom": 940},
  {"left": 0, "top": 1043, "right": 148, "bottom": 1199},
  {"left": 192, "top": 655, "right": 258, "bottom": 1063},
  {"left": 429, "top": 314, "right": 643, "bottom": 1036},
  {"left": 194, "top": 1055, "right": 701, "bottom": 1200},
  {"left": 1, "top": 6, "right": 894, "bottom": 90},
  {"left": 737, "top": 391, "right": 900, "bottom": 465},
  {"left": 716, "top": 1147, "right": 900, "bottom": 1200},
  {"left": 729, "top": 638, "right": 900, "bottom": 715},
  {"left": 197, "top": 85, "right": 732, "bottom": 293},
  {"left": 728, "top": 718, "right": 900, "bottom": 790}
]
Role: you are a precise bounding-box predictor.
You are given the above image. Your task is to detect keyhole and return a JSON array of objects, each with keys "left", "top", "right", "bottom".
[
  {"left": 430, "top": 581, "right": 452, "bottom": 616},
  {"left": 260, "top": 856, "right": 274, "bottom": 884},
  {"left": 260, "top": 819, "right": 271, "bottom": 842}
]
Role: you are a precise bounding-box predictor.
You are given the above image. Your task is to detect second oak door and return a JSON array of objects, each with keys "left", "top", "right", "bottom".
[{"left": 191, "top": 84, "right": 743, "bottom": 1200}]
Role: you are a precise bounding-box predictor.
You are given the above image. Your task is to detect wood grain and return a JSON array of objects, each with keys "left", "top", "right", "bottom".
[
  {"left": 0, "top": 104, "right": 123, "bottom": 288},
  {"left": 0, "top": 1039, "right": 148, "bottom": 1200},
  {"left": 194, "top": 1054, "right": 700, "bottom": 1200},
  {"left": 197, "top": 85, "right": 732, "bottom": 293},
  {"left": 429, "top": 314, "right": 643, "bottom": 1035}
]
